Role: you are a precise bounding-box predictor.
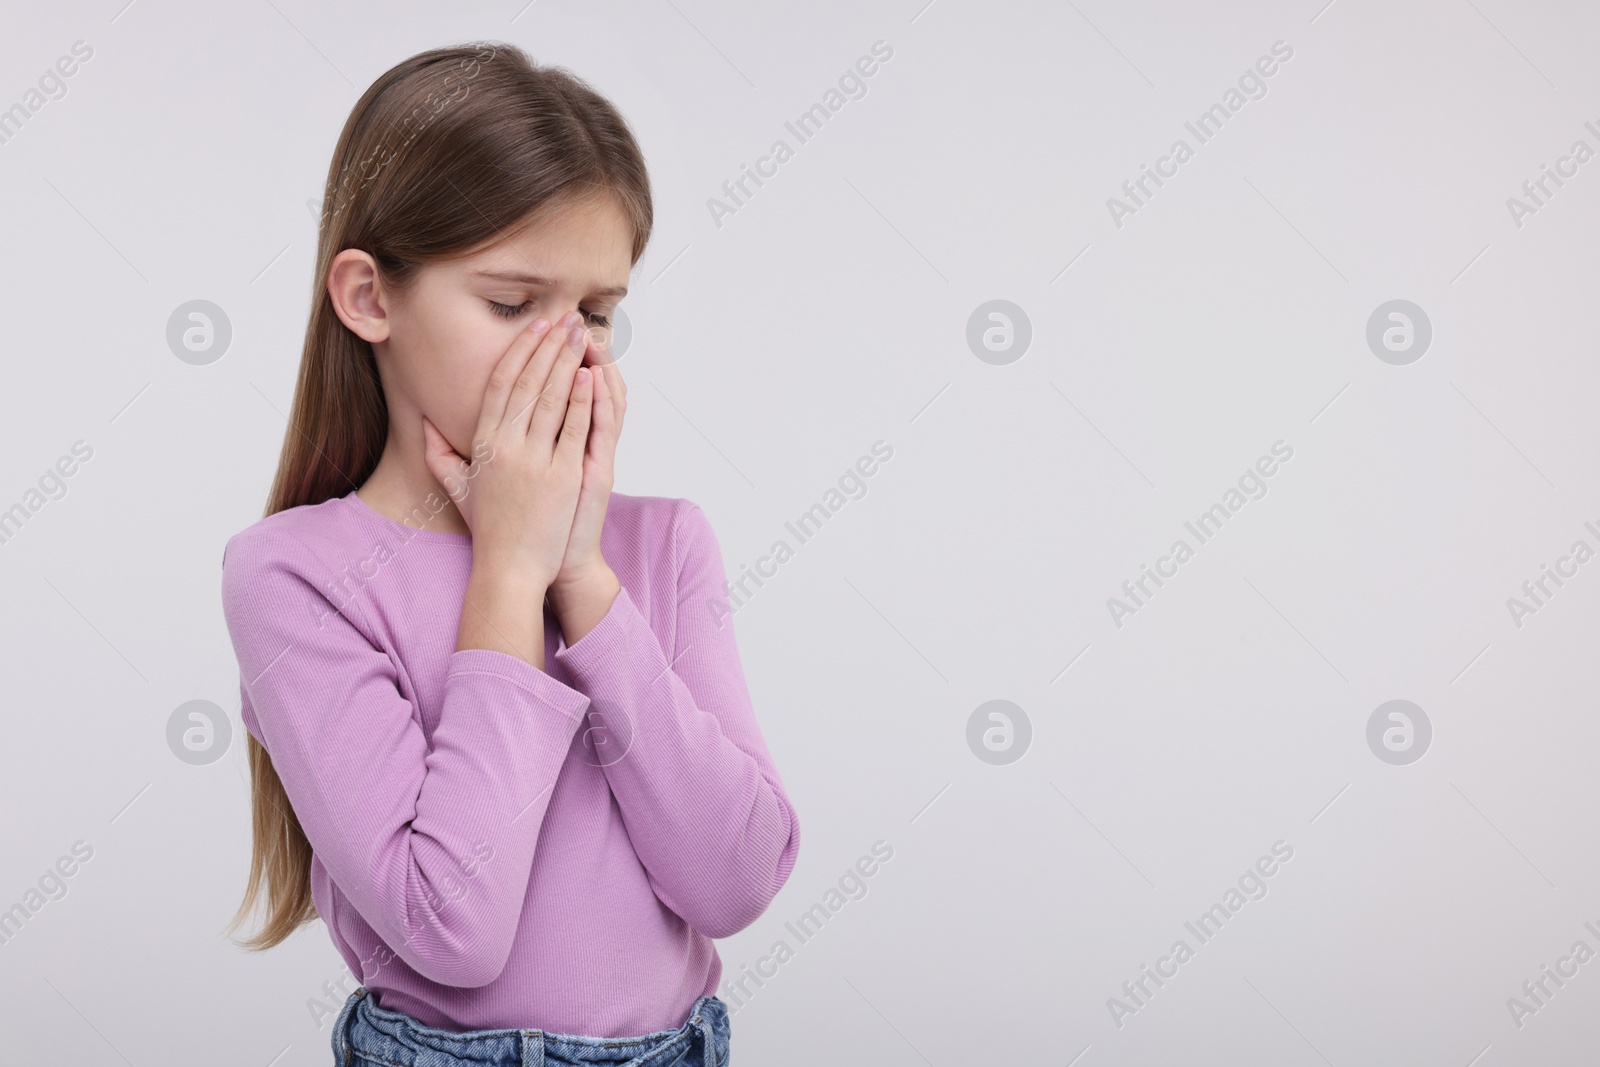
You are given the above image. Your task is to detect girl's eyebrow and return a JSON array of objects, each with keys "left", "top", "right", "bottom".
[{"left": 468, "top": 268, "right": 628, "bottom": 297}]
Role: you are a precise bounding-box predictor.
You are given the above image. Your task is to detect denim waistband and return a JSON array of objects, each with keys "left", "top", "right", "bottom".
[{"left": 331, "top": 986, "right": 730, "bottom": 1067}]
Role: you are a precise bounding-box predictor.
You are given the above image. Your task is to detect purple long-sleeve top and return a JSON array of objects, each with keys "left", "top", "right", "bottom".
[{"left": 219, "top": 489, "right": 800, "bottom": 1036}]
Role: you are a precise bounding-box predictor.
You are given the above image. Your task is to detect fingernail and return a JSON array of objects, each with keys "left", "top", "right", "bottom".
[
  {"left": 529, "top": 317, "right": 549, "bottom": 333},
  {"left": 568, "top": 325, "right": 585, "bottom": 347}
]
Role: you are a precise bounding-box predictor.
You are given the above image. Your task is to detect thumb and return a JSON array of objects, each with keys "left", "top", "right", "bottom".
[{"left": 420, "top": 415, "right": 467, "bottom": 487}]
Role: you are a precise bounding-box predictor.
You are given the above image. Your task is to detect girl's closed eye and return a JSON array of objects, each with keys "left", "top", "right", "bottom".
[{"left": 487, "top": 299, "right": 610, "bottom": 329}]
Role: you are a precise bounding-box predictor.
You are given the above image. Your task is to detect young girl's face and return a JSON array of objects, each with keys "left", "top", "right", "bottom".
[{"left": 374, "top": 192, "right": 633, "bottom": 459}]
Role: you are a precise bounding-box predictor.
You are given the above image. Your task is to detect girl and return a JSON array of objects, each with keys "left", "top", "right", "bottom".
[{"left": 219, "top": 42, "right": 800, "bottom": 1067}]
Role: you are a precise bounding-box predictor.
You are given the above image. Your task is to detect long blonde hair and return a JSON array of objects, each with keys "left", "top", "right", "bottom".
[{"left": 224, "top": 41, "right": 653, "bottom": 951}]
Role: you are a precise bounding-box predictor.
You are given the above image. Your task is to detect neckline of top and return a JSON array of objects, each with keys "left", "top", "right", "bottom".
[{"left": 341, "top": 491, "right": 473, "bottom": 545}]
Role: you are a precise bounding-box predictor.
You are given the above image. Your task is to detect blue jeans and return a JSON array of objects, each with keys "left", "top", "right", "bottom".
[{"left": 330, "top": 986, "right": 731, "bottom": 1067}]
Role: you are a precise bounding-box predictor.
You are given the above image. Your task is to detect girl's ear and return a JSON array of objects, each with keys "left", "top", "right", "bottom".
[{"left": 326, "top": 248, "right": 390, "bottom": 343}]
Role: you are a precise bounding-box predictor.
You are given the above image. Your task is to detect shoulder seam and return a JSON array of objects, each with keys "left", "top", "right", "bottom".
[{"left": 232, "top": 520, "right": 387, "bottom": 653}]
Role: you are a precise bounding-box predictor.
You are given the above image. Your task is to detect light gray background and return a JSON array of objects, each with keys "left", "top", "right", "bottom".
[{"left": 2, "top": 0, "right": 1597, "bottom": 1063}]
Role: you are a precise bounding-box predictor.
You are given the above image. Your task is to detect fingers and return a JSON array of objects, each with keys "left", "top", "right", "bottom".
[
  {"left": 555, "top": 365, "right": 594, "bottom": 466},
  {"left": 585, "top": 354, "right": 617, "bottom": 459},
  {"left": 582, "top": 328, "right": 625, "bottom": 420},
  {"left": 606, "top": 359, "right": 626, "bottom": 424},
  {"left": 585, "top": 328, "right": 628, "bottom": 405},
  {"left": 505, "top": 313, "right": 581, "bottom": 436},
  {"left": 518, "top": 319, "right": 590, "bottom": 444},
  {"left": 588, "top": 354, "right": 610, "bottom": 426},
  {"left": 479, "top": 317, "right": 555, "bottom": 441}
]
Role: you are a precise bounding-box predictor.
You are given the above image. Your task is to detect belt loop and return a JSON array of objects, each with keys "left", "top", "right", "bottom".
[
  {"left": 695, "top": 1015, "right": 711, "bottom": 1067},
  {"left": 690, "top": 999, "right": 716, "bottom": 1067},
  {"left": 331, "top": 986, "right": 366, "bottom": 1067},
  {"left": 705, "top": 997, "right": 728, "bottom": 1067},
  {"left": 521, "top": 1028, "right": 544, "bottom": 1067}
]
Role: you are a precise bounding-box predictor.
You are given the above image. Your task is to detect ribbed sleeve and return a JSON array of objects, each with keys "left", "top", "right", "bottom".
[
  {"left": 220, "top": 528, "right": 589, "bottom": 988},
  {"left": 552, "top": 502, "right": 801, "bottom": 939}
]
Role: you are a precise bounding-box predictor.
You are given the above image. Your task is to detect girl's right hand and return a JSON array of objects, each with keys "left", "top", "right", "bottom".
[{"left": 421, "top": 310, "right": 594, "bottom": 586}]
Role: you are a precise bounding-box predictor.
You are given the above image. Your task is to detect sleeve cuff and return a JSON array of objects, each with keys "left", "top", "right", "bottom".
[
  {"left": 552, "top": 584, "right": 651, "bottom": 685},
  {"left": 447, "top": 647, "right": 592, "bottom": 721}
]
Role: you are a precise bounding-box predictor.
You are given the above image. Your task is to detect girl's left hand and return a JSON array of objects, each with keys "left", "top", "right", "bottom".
[{"left": 550, "top": 325, "right": 626, "bottom": 594}]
